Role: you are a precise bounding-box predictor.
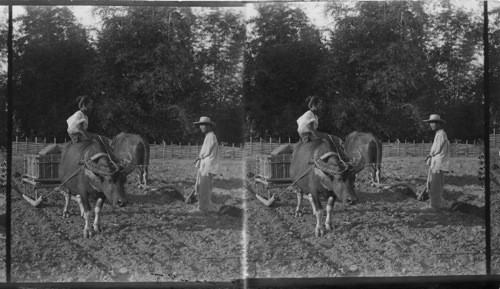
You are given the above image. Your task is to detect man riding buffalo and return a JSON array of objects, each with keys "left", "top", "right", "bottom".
[
  {"left": 292, "top": 95, "right": 365, "bottom": 237},
  {"left": 67, "top": 95, "right": 95, "bottom": 144}
]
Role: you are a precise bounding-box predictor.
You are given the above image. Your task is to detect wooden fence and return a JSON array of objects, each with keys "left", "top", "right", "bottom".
[{"left": 11, "top": 134, "right": 499, "bottom": 159}]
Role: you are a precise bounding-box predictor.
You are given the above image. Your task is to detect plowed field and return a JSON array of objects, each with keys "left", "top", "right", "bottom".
[
  {"left": 11, "top": 157, "right": 245, "bottom": 282},
  {"left": 246, "top": 156, "right": 485, "bottom": 277}
]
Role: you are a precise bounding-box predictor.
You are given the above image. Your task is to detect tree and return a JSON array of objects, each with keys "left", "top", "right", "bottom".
[
  {"left": 244, "top": 3, "right": 325, "bottom": 140},
  {"left": 321, "top": 1, "right": 483, "bottom": 141},
  {"left": 89, "top": 7, "right": 209, "bottom": 143},
  {"left": 425, "top": 0, "right": 483, "bottom": 140},
  {"left": 192, "top": 8, "right": 246, "bottom": 144},
  {"left": 489, "top": 6, "right": 500, "bottom": 131},
  {"left": 13, "top": 6, "right": 94, "bottom": 140},
  {"left": 0, "top": 7, "right": 8, "bottom": 147}
]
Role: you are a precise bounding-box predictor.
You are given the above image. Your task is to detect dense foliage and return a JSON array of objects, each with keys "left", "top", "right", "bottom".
[
  {"left": 0, "top": 3, "right": 496, "bottom": 146},
  {"left": 245, "top": 2, "right": 487, "bottom": 142},
  {"left": 8, "top": 6, "right": 245, "bottom": 144}
]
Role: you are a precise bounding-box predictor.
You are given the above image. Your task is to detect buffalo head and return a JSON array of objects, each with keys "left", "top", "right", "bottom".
[
  {"left": 313, "top": 143, "right": 365, "bottom": 205},
  {"left": 83, "top": 150, "right": 133, "bottom": 207}
]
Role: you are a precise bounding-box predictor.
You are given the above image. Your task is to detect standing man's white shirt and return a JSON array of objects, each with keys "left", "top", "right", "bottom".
[
  {"left": 196, "top": 131, "right": 219, "bottom": 175},
  {"left": 428, "top": 129, "right": 450, "bottom": 173},
  {"left": 67, "top": 110, "right": 88, "bottom": 134},
  {"left": 296, "top": 110, "right": 318, "bottom": 135}
]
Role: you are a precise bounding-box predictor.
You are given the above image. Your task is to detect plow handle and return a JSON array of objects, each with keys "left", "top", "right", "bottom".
[{"left": 185, "top": 188, "right": 196, "bottom": 204}]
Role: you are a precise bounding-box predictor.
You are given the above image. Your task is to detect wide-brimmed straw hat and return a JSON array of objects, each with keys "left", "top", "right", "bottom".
[
  {"left": 423, "top": 114, "right": 446, "bottom": 124},
  {"left": 193, "top": 116, "right": 216, "bottom": 127}
]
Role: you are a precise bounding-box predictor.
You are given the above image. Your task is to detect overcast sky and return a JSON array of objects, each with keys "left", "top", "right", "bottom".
[{"left": 6, "top": 1, "right": 497, "bottom": 32}]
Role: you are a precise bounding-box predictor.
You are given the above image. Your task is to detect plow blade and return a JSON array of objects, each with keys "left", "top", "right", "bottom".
[
  {"left": 373, "top": 182, "right": 417, "bottom": 198},
  {"left": 22, "top": 194, "right": 43, "bottom": 207},
  {"left": 12, "top": 183, "right": 44, "bottom": 207},
  {"left": 255, "top": 194, "right": 275, "bottom": 207}
]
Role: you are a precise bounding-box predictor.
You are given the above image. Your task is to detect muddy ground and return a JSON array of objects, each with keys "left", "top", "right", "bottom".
[
  {"left": 246, "top": 156, "right": 485, "bottom": 277},
  {"left": 11, "top": 157, "right": 245, "bottom": 282},
  {"left": 8, "top": 154, "right": 489, "bottom": 282},
  {"left": 490, "top": 148, "right": 500, "bottom": 274}
]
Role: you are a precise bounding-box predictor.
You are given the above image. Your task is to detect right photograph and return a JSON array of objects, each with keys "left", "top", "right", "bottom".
[
  {"left": 490, "top": 0, "right": 500, "bottom": 275},
  {"left": 244, "top": 1, "right": 487, "bottom": 277}
]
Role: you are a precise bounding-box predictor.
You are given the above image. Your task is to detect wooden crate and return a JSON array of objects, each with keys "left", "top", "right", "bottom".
[
  {"left": 257, "top": 154, "right": 292, "bottom": 182},
  {"left": 23, "top": 154, "right": 61, "bottom": 182}
]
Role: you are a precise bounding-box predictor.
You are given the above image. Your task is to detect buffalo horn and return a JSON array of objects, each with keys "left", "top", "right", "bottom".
[
  {"left": 314, "top": 151, "right": 341, "bottom": 175},
  {"left": 85, "top": 151, "right": 113, "bottom": 176},
  {"left": 319, "top": 152, "right": 335, "bottom": 161}
]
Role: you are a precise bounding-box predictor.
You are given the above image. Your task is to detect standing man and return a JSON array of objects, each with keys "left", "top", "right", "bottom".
[
  {"left": 193, "top": 116, "right": 219, "bottom": 212},
  {"left": 420, "top": 114, "right": 450, "bottom": 210}
]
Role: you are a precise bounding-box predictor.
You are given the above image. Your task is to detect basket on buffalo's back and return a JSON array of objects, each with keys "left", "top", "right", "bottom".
[
  {"left": 23, "top": 153, "right": 61, "bottom": 181},
  {"left": 258, "top": 154, "right": 292, "bottom": 181}
]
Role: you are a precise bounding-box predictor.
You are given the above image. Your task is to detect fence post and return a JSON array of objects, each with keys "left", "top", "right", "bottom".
[
  {"left": 15, "top": 136, "right": 18, "bottom": 156},
  {"left": 232, "top": 143, "right": 235, "bottom": 158},
  {"left": 397, "top": 140, "right": 400, "bottom": 157},
  {"left": 260, "top": 138, "right": 263, "bottom": 154},
  {"left": 466, "top": 140, "right": 468, "bottom": 157},
  {"left": 240, "top": 143, "right": 243, "bottom": 159},
  {"left": 250, "top": 137, "right": 253, "bottom": 156},
  {"left": 179, "top": 142, "right": 181, "bottom": 159},
  {"left": 387, "top": 140, "right": 390, "bottom": 157},
  {"left": 422, "top": 140, "right": 424, "bottom": 157},
  {"left": 54, "top": 138, "right": 56, "bottom": 144},
  {"left": 289, "top": 138, "right": 291, "bottom": 144},
  {"left": 269, "top": 137, "right": 272, "bottom": 154},
  {"left": 171, "top": 142, "right": 174, "bottom": 159},
  {"left": 188, "top": 143, "right": 191, "bottom": 159},
  {"left": 163, "top": 141, "right": 166, "bottom": 158}
]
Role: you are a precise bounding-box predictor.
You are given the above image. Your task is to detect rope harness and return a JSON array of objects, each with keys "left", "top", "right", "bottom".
[
  {"left": 271, "top": 135, "right": 350, "bottom": 199},
  {"left": 33, "top": 135, "right": 117, "bottom": 200}
]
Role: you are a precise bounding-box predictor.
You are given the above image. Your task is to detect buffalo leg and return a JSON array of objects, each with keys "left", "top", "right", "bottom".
[
  {"left": 74, "top": 195, "right": 84, "bottom": 218},
  {"left": 376, "top": 166, "right": 381, "bottom": 184},
  {"left": 295, "top": 190, "right": 303, "bottom": 218},
  {"left": 304, "top": 193, "right": 316, "bottom": 216},
  {"left": 62, "top": 189, "right": 70, "bottom": 218},
  {"left": 81, "top": 199, "right": 94, "bottom": 238},
  {"left": 325, "top": 196, "right": 335, "bottom": 230},
  {"left": 93, "top": 198, "right": 104, "bottom": 233},
  {"left": 311, "top": 196, "right": 324, "bottom": 237},
  {"left": 142, "top": 166, "right": 148, "bottom": 186}
]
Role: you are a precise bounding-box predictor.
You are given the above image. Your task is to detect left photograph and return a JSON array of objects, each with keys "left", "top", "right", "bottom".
[
  {"left": 10, "top": 5, "right": 246, "bottom": 282},
  {"left": 0, "top": 6, "right": 7, "bottom": 283}
]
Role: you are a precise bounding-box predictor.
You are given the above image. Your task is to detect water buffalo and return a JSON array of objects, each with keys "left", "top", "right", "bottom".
[
  {"left": 111, "top": 132, "right": 150, "bottom": 186},
  {"left": 290, "top": 139, "right": 364, "bottom": 237},
  {"left": 344, "top": 131, "right": 382, "bottom": 184},
  {"left": 59, "top": 138, "right": 132, "bottom": 238}
]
